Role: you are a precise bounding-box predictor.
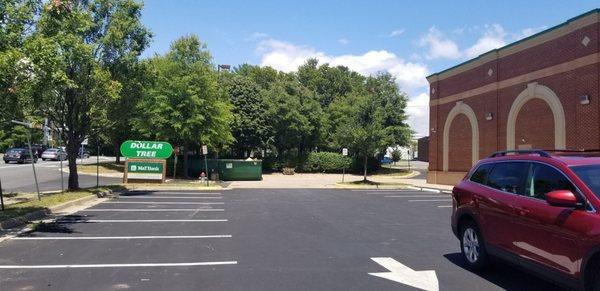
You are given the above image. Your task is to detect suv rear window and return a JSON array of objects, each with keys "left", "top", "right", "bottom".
[
  {"left": 486, "top": 162, "right": 529, "bottom": 194},
  {"left": 470, "top": 163, "right": 493, "bottom": 184}
]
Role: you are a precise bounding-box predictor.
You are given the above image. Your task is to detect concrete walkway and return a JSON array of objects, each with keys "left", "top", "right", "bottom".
[{"left": 224, "top": 170, "right": 454, "bottom": 191}]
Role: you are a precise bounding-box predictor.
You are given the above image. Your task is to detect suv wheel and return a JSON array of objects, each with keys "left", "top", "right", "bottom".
[
  {"left": 460, "top": 221, "right": 488, "bottom": 270},
  {"left": 589, "top": 263, "right": 600, "bottom": 291}
]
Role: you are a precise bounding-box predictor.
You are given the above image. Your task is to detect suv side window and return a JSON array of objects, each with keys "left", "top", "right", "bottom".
[
  {"left": 470, "top": 163, "right": 493, "bottom": 184},
  {"left": 524, "top": 163, "right": 576, "bottom": 200},
  {"left": 486, "top": 162, "right": 529, "bottom": 194}
]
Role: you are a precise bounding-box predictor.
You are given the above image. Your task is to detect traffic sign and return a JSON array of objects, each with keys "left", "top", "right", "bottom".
[
  {"left": 120, "top": 140, "right": 173, "bottom": 159},
  {"left": 202, "top": 145, "right": 208, "bottom": 155},
  {"left": 342, "top": 148, "right": 348, "bottom": 156}
]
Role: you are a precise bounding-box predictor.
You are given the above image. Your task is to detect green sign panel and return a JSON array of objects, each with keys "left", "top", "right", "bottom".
[
  {"left": 120, "top": 140, "right": 173, "bottom": 159},
  {"left": 128, "top": 161, "right": 164, "bottom": 174}
]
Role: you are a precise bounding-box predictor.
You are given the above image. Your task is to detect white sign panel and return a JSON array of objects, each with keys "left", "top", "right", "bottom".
[
  {"left": 202, "top": 145, "right": 208, "bottom": 155},
  {"left": 342, "top": 148, "right": 348, "bottom": 156}
]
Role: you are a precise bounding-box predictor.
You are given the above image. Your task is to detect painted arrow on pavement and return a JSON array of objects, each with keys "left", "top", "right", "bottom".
[{"left": 369, "top": 257, "right": 439, "bottom": 291}]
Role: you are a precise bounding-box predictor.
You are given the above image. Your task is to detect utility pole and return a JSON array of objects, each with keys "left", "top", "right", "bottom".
[
  {"left": 96, "top": 141, "right": 100, "bottom": 189},
  {"left": 0, "top": 177, "right": 4, "bottom": 211},
  {"left": 11, "top": 120, "right": 41, "bottom": 200}
]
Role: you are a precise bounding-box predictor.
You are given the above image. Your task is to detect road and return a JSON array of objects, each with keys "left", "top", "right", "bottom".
[
  {"left": 0, "top": 156, "right": 122, "bottom": 193},
  {"left": 0, "top": 189, "right": 563, "bottom": 290}
]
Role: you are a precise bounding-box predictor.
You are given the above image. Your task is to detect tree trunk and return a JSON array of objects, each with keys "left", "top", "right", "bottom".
[
  {"left": 67, "top": 135, "right": 80, "bottom": 190},
  {"left": 183, "top": 141, "right": 189, "bottom": 179},
  {"left": 363, "top": 154, "right": 368, "bottom": 182},
  {"left": 114, "top": 142, "right": 121, "bottom": 164}
]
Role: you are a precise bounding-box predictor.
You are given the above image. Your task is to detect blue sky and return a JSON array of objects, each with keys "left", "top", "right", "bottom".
[{"left": 141, "top": 1, "right": 599, "bottom": 136}]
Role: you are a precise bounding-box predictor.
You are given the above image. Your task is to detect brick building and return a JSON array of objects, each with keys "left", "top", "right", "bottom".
[{"left": 427, "top": 9, "right": 600, "bottom": 185}]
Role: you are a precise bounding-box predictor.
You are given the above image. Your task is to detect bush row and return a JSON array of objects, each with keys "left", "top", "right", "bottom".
[{"left": 262, "top": 152, "right": 380, "bottom": 174}]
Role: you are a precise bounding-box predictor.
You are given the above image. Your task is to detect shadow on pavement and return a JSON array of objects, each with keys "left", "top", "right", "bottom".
[
  {"left": 27, "top": 221, "right": 79, "bottom": 234},
  {"left": 444, "top": 253, "right": 565, "bottom": 291}
]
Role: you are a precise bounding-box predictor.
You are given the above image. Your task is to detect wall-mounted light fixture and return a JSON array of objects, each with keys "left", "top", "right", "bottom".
[
  {"left": 485, "top": 112, "right": 493, "bottom": 121},
  {"left": 580, "top": 94, "right": 590, "bottom": 105}
]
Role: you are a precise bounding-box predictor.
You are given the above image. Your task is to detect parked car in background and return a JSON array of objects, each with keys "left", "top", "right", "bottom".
[
  {"left": 41, "top": 148, "right": 67, "bottom": 161},
  {"left": 3, "top": 148, "right": 38, "bottom": 164},
  {"left": 380, "top": 156, "right": 393, "bottom": 165},
  {"left": 451, "top": 149, "right": 600, "bottom": 290},
  {"left": 78, "top": 148, "right": 90, "bottom": 159}
]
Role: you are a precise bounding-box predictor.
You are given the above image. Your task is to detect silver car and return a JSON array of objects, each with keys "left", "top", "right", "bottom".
[{"left": 41, "top": 148, "right": 67, "bottom": 161}]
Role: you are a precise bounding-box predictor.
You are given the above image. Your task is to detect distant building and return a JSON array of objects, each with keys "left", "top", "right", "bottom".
[
  {"left": 417, "top": 137, "right": 429, "bottom": 162},
  {"left": 427, "top": 9, "right": 600, "bottom": 185}
]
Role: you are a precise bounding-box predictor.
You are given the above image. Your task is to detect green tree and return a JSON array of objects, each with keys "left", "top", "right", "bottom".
[
  {"left": 263, "top": 76, "right": 324, "bottom": 160},
  {"left": 138, "top": 35, "right": 233, "bottom": 177},
  {"left": 0, "top": 0, "right": 40, "bottom": 151},
  {"left": 333, "top": 73, "right": 412, "bottom": 181},
  {"left": 25, "top": 0, "right": 151, "bottom": 189},
  {"left": 225, "top": 75, "right": 272, "bottom": 157},
  {"left": 98, "top": 0, "right": 152, "bottom": 162},
  {"left": 391, "top": 149, "right": 402, "bottom": 165}
]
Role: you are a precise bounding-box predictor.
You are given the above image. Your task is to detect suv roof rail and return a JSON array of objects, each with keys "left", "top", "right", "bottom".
[
  {"left": 488, "top": 149, "right": 551, "bottom": 158},
  {"left": 542, "top": 149, "right": 600, "bottom": 153}
]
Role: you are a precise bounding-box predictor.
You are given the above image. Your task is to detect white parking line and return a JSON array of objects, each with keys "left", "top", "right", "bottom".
[
  {"left": 103, "top": 201, "right": 224, "bottom": 205},
  {"left": 384, "top": 195, "right": 451, "bottom": 198},
  {"left": 58, "top": 219, "right": 228, "bottom": 223},
  {"left": 409, "top": 199, "right": 453, "bottom": 202},
  {"left": 146, "top": 192, "right": 222, "bottom": 195},
  {"left": 0, "top": 261, "right": 238, "bottom": 269},
  {"left": 12, "top": 235, "right": 232, "bottom": 240},
  {"left": 81, "top": 209, "right": 225, "bottom": 212},
  {"left": 437, "top": 205, "right": 452, "bottom": 208},
  {"left": 118, "top": 196, "right": 222, "bottom": 199},
  {"left": 352, "top": 189, "right": 413, "bottom": 192}
]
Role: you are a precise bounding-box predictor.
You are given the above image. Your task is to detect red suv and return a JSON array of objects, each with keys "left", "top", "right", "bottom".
[{"left": 451, "top": 150, "right": 600, "bottom": 290}]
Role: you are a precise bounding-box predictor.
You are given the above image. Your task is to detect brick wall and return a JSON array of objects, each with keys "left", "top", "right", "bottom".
[{"left": 427, "top": 11, "right": 600, "bottom": 181}]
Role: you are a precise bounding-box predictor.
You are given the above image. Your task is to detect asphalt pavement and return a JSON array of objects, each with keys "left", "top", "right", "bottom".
[
  {"left": 0, "top": 156, "right": 121, "bottom": 193},
  {"left": 0, "top": 189, "right": 564, "bottom": 290}
]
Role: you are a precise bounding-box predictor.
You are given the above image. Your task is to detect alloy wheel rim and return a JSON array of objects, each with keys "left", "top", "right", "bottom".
[{"left": 463, "top": 228, "right": 480, "bottom": 263}]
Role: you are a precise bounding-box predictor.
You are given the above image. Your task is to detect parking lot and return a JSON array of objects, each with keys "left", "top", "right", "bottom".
[
  {"left": 0, "top": 156, "right": 120, "bottom": 193},
  {"left": 0, "top": 189, "right": 563, "bottom": 290}
]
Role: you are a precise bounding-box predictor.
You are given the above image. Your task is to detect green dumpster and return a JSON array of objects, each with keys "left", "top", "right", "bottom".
[
  {"left": 167, "top": 157, "right": 262, "bottom": 181},
  {"left": 219, "top": 159, "right": 262, "bottom": 181}
]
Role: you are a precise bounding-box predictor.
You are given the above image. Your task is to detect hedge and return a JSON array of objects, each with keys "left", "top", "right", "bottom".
[{"left": 304, "top": 152, "right": 351, "bottom": 173}]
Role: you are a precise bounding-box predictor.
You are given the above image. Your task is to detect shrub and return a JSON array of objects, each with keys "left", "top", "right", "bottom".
[
  {"left": 305, "top": 152, "right": 351, "bottom": 173},
  {"left": 350, "top": 155, "right": 381, "bottom": 174}
]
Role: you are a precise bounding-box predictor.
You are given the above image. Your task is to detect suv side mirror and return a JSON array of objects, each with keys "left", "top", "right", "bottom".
[{"left": 546, "top": 190, "right": 580, "bottom": 208}]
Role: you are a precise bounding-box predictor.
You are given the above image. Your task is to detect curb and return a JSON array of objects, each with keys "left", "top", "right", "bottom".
[
  {"left": 0, "top": 189, "right": 116, "bottom": 231},
  {"left": 407, "top": 186, "right": 453, "bottom": 194}
]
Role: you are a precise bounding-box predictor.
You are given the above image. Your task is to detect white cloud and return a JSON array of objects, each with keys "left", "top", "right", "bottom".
[
  {"left": 406, "top": 92, "right": 430, "bottom": 137},
  {"left": 465, "top": 24, "right": 507, "bottom": 58},
  {"left": 256, "top": 38, "right": 429, "bottom": 92},
  {"left": 338, "top": 38, "right": 349, "bottom": 45},
  {"left": 517, "top": 26, "right": 547, "bottom": 39},
  {"left": 246, "top": 32, "right": 269, "bottom": 41},
  {"left": 419, "top": 27, "right": 461, "bottom": 60},
  {"left": 389, "top": 28, "right": 405, "bottom": 37}
]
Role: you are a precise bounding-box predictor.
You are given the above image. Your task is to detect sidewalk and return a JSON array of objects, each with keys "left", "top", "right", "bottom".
[{"left": 224, "top": 170, "right": 454, "bottom": 191}]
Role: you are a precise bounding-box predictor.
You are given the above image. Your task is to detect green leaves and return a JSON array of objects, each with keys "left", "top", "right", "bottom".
[{"left": 137, "top": 35, "right": 233, "bottom": 151}]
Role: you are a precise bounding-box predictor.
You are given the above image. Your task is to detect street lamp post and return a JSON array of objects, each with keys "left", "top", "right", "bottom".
[
  {"left": 11, "top": 120, "right": 41, "bottom": 200},
  {"left": 215, "top": 64, "right": 230, "bottom": 182}
]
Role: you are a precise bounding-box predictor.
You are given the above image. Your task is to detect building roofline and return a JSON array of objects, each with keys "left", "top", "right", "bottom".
[{"left": 426, "top": 8, "right": 600, "bottom": 82}]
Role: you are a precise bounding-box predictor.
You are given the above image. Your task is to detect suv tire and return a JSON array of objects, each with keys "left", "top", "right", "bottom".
[
  {"left": 589, "top": 262, "right": 600, "bottom": 291},
  {"left": 460, "top": 221, "right": 489, "bottom": 270}
]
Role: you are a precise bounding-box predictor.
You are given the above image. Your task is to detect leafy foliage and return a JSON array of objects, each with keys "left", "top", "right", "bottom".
[{"left": 305, "top": 152, "right": 351, "bottom": 173}]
